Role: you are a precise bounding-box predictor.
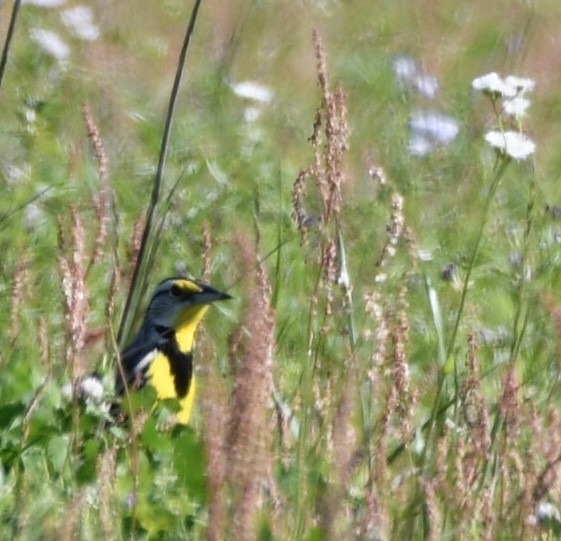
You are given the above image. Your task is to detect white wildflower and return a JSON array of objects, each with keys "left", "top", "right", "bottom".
[
  {"left": 408, "top": 111, "right": 459, "bottom": 156},
  {"left": 392, "top": 56, "right": 417, "bottom": 82},
  {"left": 412, "top": 429, "right": 425, "bottom": 454},
  {"left": 472, "top": 72, "right": 517, "bottom": 98},
  {"left": 80, "top": 376, "right": 104, "bottom": 402},
  {"left": 23, "top": 0, "right": 66, "bottom": 6},
  {"left": 232, "top": 81, "right": 273, "bottom": 103},
  {"left": 243, "top": 106, "right": 261, "bottom": 123},
  {"left": 61, "top": 382, "right": 72, "bottom": 400},
  {"left": 417, "top": 249, "right": 433, "bottom": 261},
  {"left": 24, "top": 107, "right": 36, "bottom": 126},
  {"left": 503, "top": 96, "right": 531, "bottom": 118},
  {"left": 407, "top": 134, "right": 433, "bottom": 157},
  {"left": 484, "top": 130, "right": 535, "bottom": 161},
  {"left": 374, "top": 273, "right": 387, "bottom": 284},
  {"left": 61, "top": 6, "right": 100, "bottom": 41},
  {"left": 410, "top": 111, "right": 459, "bottom": 144},
  {"left": 393, "top": 55, "right": 439, "bottom": 98},
  {"left": 530, "top": 501, "right": 561, "bottom": 526},
  {"left": 24, "top": 203, "right": 43, "bottom": 230},
  {"left": 4, "top": 164, "right": 31, "bottom": 184},
  {"left": 30, "top": 28, "right": 70, "bottom": 61},
  {"left": 414, "top": 74, "right": 439, "bottom": 99},
  {"left": 504, "top": 75, "right": 535, "bottom": 94},
  {"left": 62, "top": 375, "right": 104, "bottom": 403}
]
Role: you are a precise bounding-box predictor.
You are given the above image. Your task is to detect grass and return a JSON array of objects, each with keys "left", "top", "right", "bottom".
[{"left": 2, "top": 1, "right": 561, "bottom": 539}]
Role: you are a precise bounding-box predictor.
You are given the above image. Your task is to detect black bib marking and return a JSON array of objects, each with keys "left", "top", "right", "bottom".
[{"left": 159, "top": 330, "right": 193, "bottom": 399}]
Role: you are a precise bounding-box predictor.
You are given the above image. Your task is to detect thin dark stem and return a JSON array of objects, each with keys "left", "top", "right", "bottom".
[
  {"left": 117, "top": 0, "right": 204, "bottom": 347},
  {"left": 0, "top": 185, "right": 52, "bottom": 232},
  {"left": 393, "top": 157, "right": 510, "bottom": 468},
  {"left": 0, "top": 0, "right": 22, "bottom": 90}
]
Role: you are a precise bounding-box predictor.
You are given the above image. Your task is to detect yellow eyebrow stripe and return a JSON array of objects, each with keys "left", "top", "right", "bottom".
[{"left": 173, "top": 279, "right": 203, "bottom": 294}]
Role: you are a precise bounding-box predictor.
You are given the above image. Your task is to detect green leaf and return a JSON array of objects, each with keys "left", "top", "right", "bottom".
[
  {"left": 135, "top": 501, "right": 175, "bottom": 537},
  {"left": 306, "top": 527, "right": 323, "bottom": 541},
  {"left": 172, "top": 427, "right": 207, "bottom": 504},
  {"left": 140, "top": 416, "right": 172, "bottom": 453},
  {"left": 47, "top": 434, "right": 68, "bottom": 474},
  {"left": 76, "top": 438, "right": 102, "bottom": 484},
  {"left": 0, "top": 402, "right": 25, "bottom": 428},
  {"left": 443, "top": 354, "right": 455, "bottom": 375}
]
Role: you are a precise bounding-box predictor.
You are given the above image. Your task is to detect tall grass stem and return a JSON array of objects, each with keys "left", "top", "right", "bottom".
[
  {"left": 117, "top": 0, "right": 204, "bottom": 347},
  {"left": 0, "top": 0, "right": 21, "bottom": 90}
]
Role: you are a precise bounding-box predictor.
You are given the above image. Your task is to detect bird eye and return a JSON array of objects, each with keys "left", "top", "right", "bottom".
[{"left": 170, "top": 284, "right": 183, "bottom": 298}]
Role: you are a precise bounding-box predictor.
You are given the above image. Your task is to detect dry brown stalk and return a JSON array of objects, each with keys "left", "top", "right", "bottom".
[
  {"left": 360, "top": 491, "right": 387, "bottom": 541},
  {"left": 198, "top": 295, "right": 229, "bottom": 541},
  {"left": 97, "top": 445, "right": 118, "bottom": 541},
  {"left": 319, "top": 365, "right": 358, "bottom": 540},
  {"left": 292, "top": 168, "right": 313, "bottom": 237},
  {"left": 59, "top": 492, "right": 82, "bottom": 541},
  {"left": 422, "top": 479, "right": 441, "bottom": 541},
  {"left": 481, "top": 487, "right": 494, "bottom": 541},
  {"left": 203, "top": 381, "right": 228, "bottom": 541},
  {"left": 365, "top": 291, "right": 389, "bottom": 371},
  {"left": 392, "top": 280, "right": 414, "bottom": 441},
  {"left": 225, "top": 235, "right": 275, "bottom": 541},
  {"left": 532, "top": 411, "right": 561, "bottom": 504},
  {"left": 321, "top": 237, "right": 337, "bottom": 316},
  {"left": 311, "top": 29, "right": 349, "bottom": 225},
  {"left": 204, "top": 233, "right": 276, "bottom": 541},
  {"left": 201, "top": 221, "right": 212, "bottom": 280},
  {"left": 453, "top": 435, "right": 469, "bottom": 511},
  {"left": 291, "top": 29, "right": 349, "bottom": 270},
  {"left": 83, "top": 102, "right": 111, "bottom": 272},
  {"left": 58, "top": 205, "right": 90, "bottom": 383},
  {"left": 9, "top": 256, "right": 28, "bottom": 339},
  {"left": 461, "top": 333, "right": 490, "bottom": 482},
  {"left": 37, "top": 316, "right": 49, "bottom": 369},
  {"left": 127, "top": 214, "right": 144, "bottom": 280},
  {"left": 366, "top": 188, "right": 406, "bottom": 380},
  {"left": 376, "top": 192, "right": 405, "bottom": 269},
  {"left": 373, "top": 378, "right": 396, "bottom": 488},
  {"left": 332, "top": 372, "right": 356, "bottom": 479},
  {"left": 82, "top": 103, "right": 109, "bottom": 187},
  {"left": 498, "top": 364, "right": 520, "bottom": 443}
]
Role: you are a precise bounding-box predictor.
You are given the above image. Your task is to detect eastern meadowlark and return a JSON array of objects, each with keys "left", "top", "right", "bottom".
[{"left": 115, "top": 276, "right": 231, "bottom": 424}]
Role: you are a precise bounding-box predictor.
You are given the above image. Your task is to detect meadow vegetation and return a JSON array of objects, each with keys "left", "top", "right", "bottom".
[{"left": 2, "top": 1, "right": 561, "bottom": 539}]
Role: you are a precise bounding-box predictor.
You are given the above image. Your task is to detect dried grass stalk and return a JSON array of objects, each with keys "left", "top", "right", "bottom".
[
  {"left": 204, "top": 232, "right": 276, "bottom": 541},
  {"left": 291, "top": 29, "right": 349, "bottom": 241},
  {"left": 225, "top": 234, "right": 275, "bottom": 541},
  {"left": 9, "top": 256, "right": 28, "bottom": 339},
  {"left": 83, "top": 102, "right": 111, "bottom": 272},
  {"left": 58, "top": 205, "right": 90, "bottom": 383}
]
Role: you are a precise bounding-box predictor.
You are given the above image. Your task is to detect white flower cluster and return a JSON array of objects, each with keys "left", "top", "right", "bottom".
[
  {"left": 392, "top": 55, "right": 439, "bottom": 99},
  {"left": 407, "top": 111, "right": 460, "bottom": 157},
  {"left": 28, "top": 2, "right": 101, "bottom": 63},
  {"left": 231, "top": 81, "right": 273, "bottom": 124},
  {"left": 472, "top": 72, "right": 535, "bottom": 161},
  {"left": 393, "top": 55, "right": 460, "bottom": 157},
  {"left": 61, "top": 375, "right": 105, "bottom": 403}
]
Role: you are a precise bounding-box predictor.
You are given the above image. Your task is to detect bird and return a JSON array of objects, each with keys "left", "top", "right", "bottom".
[{"left": 115, "top": 276, "right": 231, "bottom": 424}]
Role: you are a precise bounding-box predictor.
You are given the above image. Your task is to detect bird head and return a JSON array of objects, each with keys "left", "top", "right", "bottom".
[{"left": 146, "top": 277, "right": 231, "bottom": 331}]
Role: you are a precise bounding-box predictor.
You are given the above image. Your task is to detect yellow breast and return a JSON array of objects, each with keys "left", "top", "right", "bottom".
[{"left": 147, "top": 351, "right": 196, "bottom": 425}]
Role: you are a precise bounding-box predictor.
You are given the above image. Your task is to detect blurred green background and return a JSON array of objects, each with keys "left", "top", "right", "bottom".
[{"left": 2, "top": 1, "right": 561, "bottom": 539}]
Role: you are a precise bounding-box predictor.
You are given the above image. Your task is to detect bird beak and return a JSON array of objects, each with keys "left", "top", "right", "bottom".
[{"left": 195, "top": 284, "right": 232, "bottom": 304}]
